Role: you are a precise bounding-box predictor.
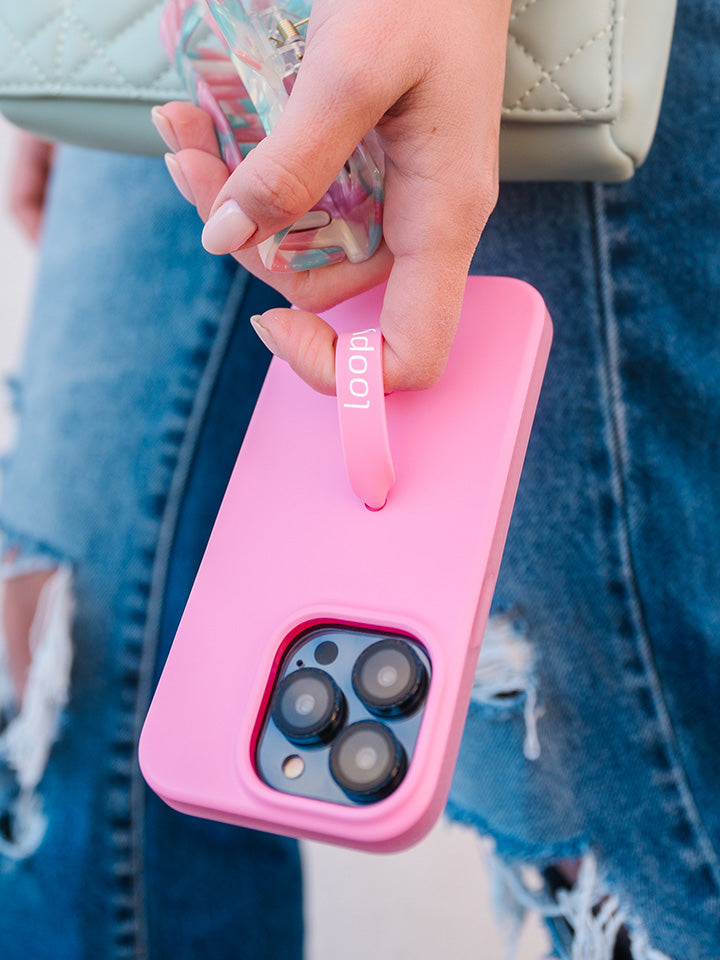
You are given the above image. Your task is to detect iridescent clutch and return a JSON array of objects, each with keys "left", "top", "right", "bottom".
[{"left": 160, "top": 0, "right": 383, "bottom": 272}]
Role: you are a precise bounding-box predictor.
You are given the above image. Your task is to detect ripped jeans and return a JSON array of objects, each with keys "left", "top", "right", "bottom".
[
  {"left": 450, "top": 3, "right": 720, "bottom": 955},
  {"left": 1, "top": 2, "right": 718, "bottom": 958},
  {"left": 0, "top": 152, "right": 301, "bottom": 958}
]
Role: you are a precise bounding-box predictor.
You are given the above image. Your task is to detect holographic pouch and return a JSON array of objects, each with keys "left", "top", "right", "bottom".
[{"left": 161, "top": 0, "right": 383, "bottom": 272}]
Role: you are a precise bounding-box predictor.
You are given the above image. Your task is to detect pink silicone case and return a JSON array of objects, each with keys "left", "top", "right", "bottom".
[{"left": 139, "top": 276, "right": 552, "bottom": 852}]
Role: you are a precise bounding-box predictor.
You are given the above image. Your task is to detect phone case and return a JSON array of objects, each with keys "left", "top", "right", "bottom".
[{"left": 139, "top": 275, "right": 552, "bottom": 852}]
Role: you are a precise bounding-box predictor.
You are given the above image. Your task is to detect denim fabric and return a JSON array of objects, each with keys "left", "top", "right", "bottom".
[
  {"left": 450, "top": 2, "right": 720, "bottom": 956},
  {"left": 0, "top": 1, "right": 718, "bottom": 958},
  {"left": 0, "top": 151, "right": 301, "bottom": 960}
]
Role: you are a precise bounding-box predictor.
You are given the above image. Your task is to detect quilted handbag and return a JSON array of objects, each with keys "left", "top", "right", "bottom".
[{"left": 0, "top": 0, "right": 677, "bottom": 181}]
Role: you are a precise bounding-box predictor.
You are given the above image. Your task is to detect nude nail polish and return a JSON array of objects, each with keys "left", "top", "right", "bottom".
[
  {"left": 202, "top": 200, "right": 257, "bottom": 255},
  {"left": 151, "top": 107, "right": 181, "bottom": 152},
  {"left": 250, "top": 315, "right": 277, "bottom": 354},
  {"left": 164, "top": 154, "right": 195, "bottom": 205}
]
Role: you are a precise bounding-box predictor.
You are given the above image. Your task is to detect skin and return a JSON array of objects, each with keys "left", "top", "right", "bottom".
[
  {"left": 2, "top": 568, "right": 54, "bottom": 704},
  {"left": 9, "top": 131, "right": 54, "bottom": 244},
  {"left": 5, "top": 132, "right": 56, "bottom": 703},
  {"left": 157, "top": 0, "right": 513, "bottom": 394}
]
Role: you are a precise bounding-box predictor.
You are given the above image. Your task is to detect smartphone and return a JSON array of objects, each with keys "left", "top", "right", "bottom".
[{"left": 139, "top": 275, "right": 552, "bottom": 852}]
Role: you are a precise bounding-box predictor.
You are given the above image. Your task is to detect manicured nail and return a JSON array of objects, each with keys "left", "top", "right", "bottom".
[
  {"left": 164, "top": 154, "right": 195, "bottom": 205},
  {"left": 250, "top": 315, "right": 278, "bottom": 355},
  {"left": 151, "top": 107, "right": 181, "bottom": 152},
  {"left": 202, "top": 200, "right": 256, "bottom": 255}
]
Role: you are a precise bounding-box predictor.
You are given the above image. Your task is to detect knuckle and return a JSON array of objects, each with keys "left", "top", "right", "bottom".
[
  {"left": 388, "top": 344, "right": 449, "bottom": 392},
  {"left": 464, "top": 167, "right": 499, "bottom": 235},
  {"left": 450, "top": 185, "right": 499, "bottom": 258},
  {"left": 408, "top": 355, "right": 448, "bottom": 391},
  {"left": 477, "top": 174, "right": 499, "bottom": 224},
  {"left": 244, "top": 153, "right": 315, "bottom": 224},
  {"left": 307, "top": 40, "right": 377, "bottom": 107},
  {"left": 287, "top": 290, "right": 321, "bottom": 315},
  {"left": 432, "top": 162, "right": 499, "bottom": 260},
  {"left": 292, "top": 293, "right": 329, "bottom": 315}
]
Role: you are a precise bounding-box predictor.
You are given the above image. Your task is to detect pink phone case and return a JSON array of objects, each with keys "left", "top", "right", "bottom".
[{"left": 139, "top": 275, "right": 552, "bottom": 852}]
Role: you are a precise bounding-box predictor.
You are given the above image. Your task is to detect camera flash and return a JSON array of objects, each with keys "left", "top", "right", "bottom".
[{"left": 282, "top": 755, "right": 305, "bottom": 779}]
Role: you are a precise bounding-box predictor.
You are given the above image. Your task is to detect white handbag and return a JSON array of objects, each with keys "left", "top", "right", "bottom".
[{"left": 0, "top": 0, "right": 677, "bottom": 181}]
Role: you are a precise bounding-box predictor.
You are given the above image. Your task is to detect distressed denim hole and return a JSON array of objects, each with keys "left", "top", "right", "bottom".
[
  {"left": 487, "top": 849, "right": 672, "bottom": 960},
  {"left": 0, "top": 560, "right": 73, "bottom": 861},
  {"left": 471, "top": 614, "right": 543, "bottom": 761}
]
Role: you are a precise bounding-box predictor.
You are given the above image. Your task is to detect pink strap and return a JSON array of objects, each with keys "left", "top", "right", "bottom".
[{"left": 335, "top": 328, "right": 395, "bottom": 510}]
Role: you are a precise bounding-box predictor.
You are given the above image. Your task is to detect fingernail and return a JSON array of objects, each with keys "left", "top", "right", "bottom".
[
  {"left": 250, "top": 315, "right": 278, "bottom": 354},
  {"left": 151, "top": 107, "right": 181, "bottom": 152},
  {"left": 202, "top": 200, "right": 256, "bottom": 255},
  {"left": 164, "top": 154, "right": 195, "bottom": 205}
]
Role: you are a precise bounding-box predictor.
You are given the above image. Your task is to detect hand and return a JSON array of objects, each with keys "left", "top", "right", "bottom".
[
  {"left": 8, "top": 131, "right": 55, "bottom": 243},
  {"left": 155, "top": 0, "right": 512, "bottom": 394}
]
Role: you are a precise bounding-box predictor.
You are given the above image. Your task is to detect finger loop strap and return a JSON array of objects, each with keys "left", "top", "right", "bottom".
[{"left": 335, "top": 328, "right": 395, "bottom": 510}]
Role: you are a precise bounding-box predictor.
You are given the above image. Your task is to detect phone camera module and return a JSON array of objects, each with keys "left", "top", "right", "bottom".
[
  {"left": 314, "top": 640, "right": 338, "bottom": 665},
  {"left": 272, "top": 668, "right": 346, "bottom": 747},
  {"left": 329, "top": 720, "right": 407, "bottom": 803},
  {"left": 352, "top": 638, "right": 428, "bottom": 718}
]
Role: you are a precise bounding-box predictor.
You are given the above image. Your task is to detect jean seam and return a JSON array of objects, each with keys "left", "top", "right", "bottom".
[
  {"left": 108, "top": 264, "right": 251, "bottom": 960},
  {"left": 590, "top": 181, "right": 720, "bottom": 894}
]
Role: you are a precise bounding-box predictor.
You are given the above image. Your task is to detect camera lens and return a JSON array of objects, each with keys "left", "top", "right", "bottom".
[
  {"left": 329, "top": 721, "right": 407, "bottom": 803},
  {"left": 272, "top": 668, "right": 346, "bottom": 746},
  {"left": 352, "top": 638, "right": 428, "bottom": 717}
]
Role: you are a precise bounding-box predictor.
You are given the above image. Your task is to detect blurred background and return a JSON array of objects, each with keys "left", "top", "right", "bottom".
[{"left": 0, "top": 116, "right": 548, "bottom": 960}]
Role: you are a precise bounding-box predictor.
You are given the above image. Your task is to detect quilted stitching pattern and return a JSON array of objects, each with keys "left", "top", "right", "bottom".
[
  {"left": 0, "top": 0, "right": 624, "bottom": 122},
  {"left": 503, "top": 0, "right": 624, "bottom": 122},
  {"left": 0, "top": 0, "right": 184, "bottom": 100}
]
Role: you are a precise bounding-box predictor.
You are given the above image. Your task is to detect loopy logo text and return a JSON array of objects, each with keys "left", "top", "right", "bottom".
[{"left": 343, "top": 329, "right": 377, "bottom": 410}]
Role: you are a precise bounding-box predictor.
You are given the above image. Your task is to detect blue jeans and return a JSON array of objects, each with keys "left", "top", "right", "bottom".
[
  {"left": 0, "top": 155, "right": 301, "bottom": 958},
  {"left": 450, "top": 3, "right": 720, "bottom": 955},
  {"left": 1, "top": 1, "right": 718, "bottom": 957}
]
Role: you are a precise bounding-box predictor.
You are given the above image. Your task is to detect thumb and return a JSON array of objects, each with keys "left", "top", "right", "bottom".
[{"left": 199, "top": 26, "right": 392, "bottom": 256}]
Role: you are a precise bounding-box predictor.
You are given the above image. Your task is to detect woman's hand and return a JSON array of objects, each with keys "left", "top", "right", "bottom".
[
  {"left": 155, "top": 0, "right": 512, "bottom": 394},
  {"left": 8, "top": 131, "right": 55, "bottom": 243}
]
